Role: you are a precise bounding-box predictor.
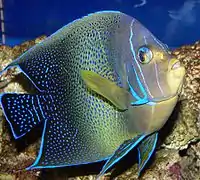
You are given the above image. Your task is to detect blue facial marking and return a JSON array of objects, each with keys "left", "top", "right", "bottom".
[
  {"left": 128, "top": 19, "right": 149, "bottom": 105},
  {"left": 128, "top": 67, "right": 148, "bottom": 105}
]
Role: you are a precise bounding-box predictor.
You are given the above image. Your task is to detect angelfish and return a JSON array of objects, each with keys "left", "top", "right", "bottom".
[{"left": 0, "top": 11, "right": 185, "bottom": 178}]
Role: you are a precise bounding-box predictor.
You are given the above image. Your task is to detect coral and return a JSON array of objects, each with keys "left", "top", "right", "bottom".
[
  {"left": 161, "top": 41, "right": 200, "bottom": 150},
  {"left": 0, "top": 38, "right": 199, "bottom": 180},
  {"left": 180, "top": 141, "right": 200, "bottom": 180}
]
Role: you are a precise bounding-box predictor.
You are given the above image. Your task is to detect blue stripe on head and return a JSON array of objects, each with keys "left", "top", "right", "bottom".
[
  {"left": 127, "top": 62, "right": 149, "bottom": 105},
  {"left": 150, "top": 34, "right": 167, "bottom": 52},
  {"left": 128, "top": 18, "right": 159, "bottom": 101},
  {"left": 127, "top": 78, "right": 141, "bottom": 101},
  {"left": 133, "top": 67, "right": 148, "bottom": 99},
  {"left": 127, "top": 78, "right": 148, "bottom": 105},
  {"left": 128, "top": 19, "right": 150, "bottom": 105}
]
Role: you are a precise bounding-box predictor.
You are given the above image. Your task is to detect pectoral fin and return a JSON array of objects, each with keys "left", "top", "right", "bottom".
[
  {"left": 137, "top": 132, "right": 158, "bottom": 175},
  {"left": 81, "top": 70, "right": 131, "bottom": 110},
  {"left": 96, "top": 134, "right": 146, "bottom": 179}
]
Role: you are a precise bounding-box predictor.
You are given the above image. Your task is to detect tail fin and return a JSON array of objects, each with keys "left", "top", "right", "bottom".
[{"left": 0, "top": 93, "right": 51, "bottom": 139}]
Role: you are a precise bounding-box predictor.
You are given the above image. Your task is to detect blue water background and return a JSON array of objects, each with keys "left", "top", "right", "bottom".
[{"left": 1, "top": 0, "right": 200, "bottom": 48}]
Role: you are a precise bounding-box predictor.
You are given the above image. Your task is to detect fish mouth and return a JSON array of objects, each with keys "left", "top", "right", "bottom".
[
  {"left": 170, "top": 59, "right": 181, "bottom": 70},
  {"left": 172, "top": 61, "right": 181, "bottom": 70},
  {"left": 168, "top": 58, "right": 186, "bottom": 75},
  {"left": 168, "top": 58, "right": 181, "bottom": 70}
]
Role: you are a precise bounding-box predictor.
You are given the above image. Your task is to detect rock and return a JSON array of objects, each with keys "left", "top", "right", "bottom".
[
  {"left": 180, "top": 141, "right": 200, "bottom": 180},
  {"left": 0, "top": 38, "right": 199, "bottom": 180},
  {"left": 116, "top": 149, "right": 182, "bottom": 180},
  {"left": 162, "top": 41, "right": 200, "bottom": 150}
]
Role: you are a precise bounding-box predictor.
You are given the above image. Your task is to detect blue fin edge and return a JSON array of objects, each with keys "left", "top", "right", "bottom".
[
  {"left": 0, "top": 58, "right": 20, "bottom": 76},
  {"left": 0, "top": 62, "right": 44, "bottom": 139},
  {"left": 137, "top": 132, "right": 158, "bottom": 176},
  {"left": 0, "top": 66, "right": 9, "bottom": 77},
  {"left": 2, "top": 10, "right": 128, "bottom": 170},
  {"left": 0, "top": 57, "right": 44, "bottom": 93},
  {"left": 1, "top": 11, "right": 122, "bottom": 93},
  {"left": 16, "top": 65, "right": 44, "bottom": 93},
  {"left": 48, "top": 11, "right": 121, "bottom": 39},
  {"left": 97, "top": 134, "right": 146, "bottom": 178},
  {"left": 0, "top": 93, "right": 27, "bottom": 139},
  {"left": 26, "top": 117, "right": 110, "bottom": 170},
  {"left": 0, "top": 92, "right": 108, "bottom": 169}
]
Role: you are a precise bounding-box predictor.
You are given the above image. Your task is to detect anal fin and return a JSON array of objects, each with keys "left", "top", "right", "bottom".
[
  {"left": 97, "top": 134, "right": 146, "bottom": 179},
  {"left": 0, "top": 93, "right": 52, "bottom": 139}
]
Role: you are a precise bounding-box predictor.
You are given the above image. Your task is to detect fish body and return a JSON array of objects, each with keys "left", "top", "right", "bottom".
[{"left": 0, "top": 11, "right": 185, "bottom": 177}]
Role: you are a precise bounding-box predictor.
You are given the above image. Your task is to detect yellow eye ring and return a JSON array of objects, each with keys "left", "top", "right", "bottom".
[{"left": 137, "top": 46, "right": 153, "bottom": 64}]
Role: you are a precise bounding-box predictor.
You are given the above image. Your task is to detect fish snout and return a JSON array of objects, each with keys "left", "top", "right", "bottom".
[
  {"left": 168, "top": 58, "right": 180, "bottom": 70},
  {"left": 168, "top": 58, "right": 185, "bottom": 78},
  {"left": 168, "top": 58, "right": 185, "bottom": 70},
  {"left": 167, "top": 58, "right": 186, "bottom": 95}
]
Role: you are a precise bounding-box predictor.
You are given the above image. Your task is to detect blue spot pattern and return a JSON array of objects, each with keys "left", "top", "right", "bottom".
[
  {"left": 0, "top": 93, "right": 52, "bottom": 139},
  {"left": 0, "top": 11, "right": 156, "bottom": 175},
  {"left": 10, "top": 12, "right": 129, "bottom": 169}
]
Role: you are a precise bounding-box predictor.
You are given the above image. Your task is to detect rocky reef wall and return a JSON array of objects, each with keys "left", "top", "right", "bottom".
[{"left": 0, "top": 37, "right": 199, "bottom": 180}]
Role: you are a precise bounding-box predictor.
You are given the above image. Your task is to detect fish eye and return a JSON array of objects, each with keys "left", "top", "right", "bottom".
[{"left": 137, "top": 46, "right": 153, "bottom": 64}]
